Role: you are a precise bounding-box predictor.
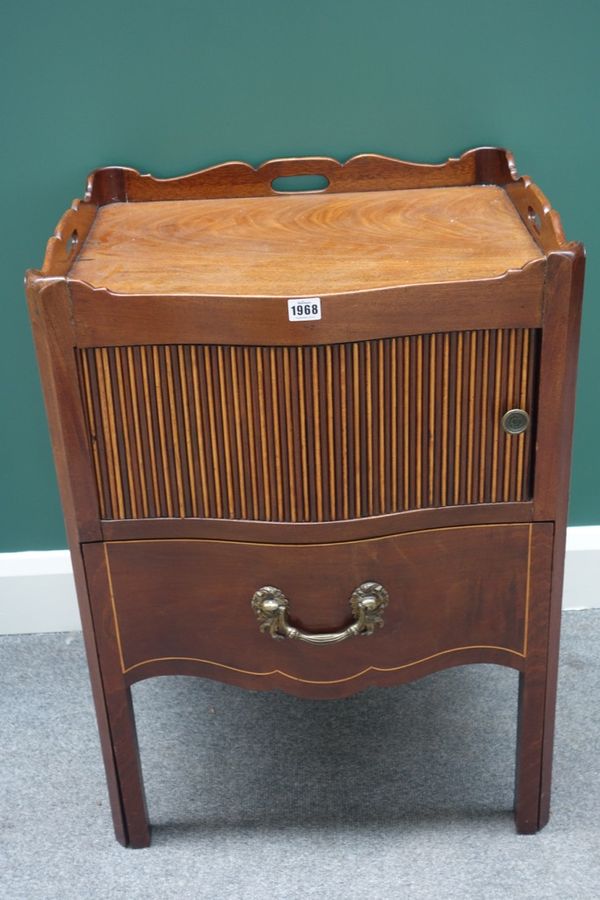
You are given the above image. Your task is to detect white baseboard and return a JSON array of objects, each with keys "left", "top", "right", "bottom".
[
  {"left": 0, "top": 550, "right": 81, "bottom": 634},
  {"left": 564, "top": 526, "right": 600, "bottom": 610},
  {"left": 1, "top": 526, "right": 599, "bottom": 634}
]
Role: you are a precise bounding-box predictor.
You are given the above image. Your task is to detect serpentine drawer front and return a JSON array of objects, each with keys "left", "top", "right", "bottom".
[
  {"left": 26, "top": 148, "right": 584, "bottom": 847},
  {"left": 89, "top": 525, "right": 538, "bottom": 692}
]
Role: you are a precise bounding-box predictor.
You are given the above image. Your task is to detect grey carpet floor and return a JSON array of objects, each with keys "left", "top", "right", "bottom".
[{"left": 1, "top": 611, "right": 599, "bottom": 900}]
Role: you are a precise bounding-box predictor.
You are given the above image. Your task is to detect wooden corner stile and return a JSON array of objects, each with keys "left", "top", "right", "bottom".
[
  {"left": 25, "top": 274, "right": 101, "bottom": 540},
  {"left": 25, "top": 272, "right": 149, "bottom": 847},
  {"left": 83, "top": 543, "right": 150, "bottom": 848},
  {"left": 514, "top": 522, "right": 554, "bottom": 832},
  {"left": 533, "top": 245, "right": 585, "bottom": 828}
]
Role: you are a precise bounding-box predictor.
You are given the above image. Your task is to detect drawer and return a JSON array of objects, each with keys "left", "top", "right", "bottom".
[{"left": 89, "top": 523, "right": 547, "bottom": 697}]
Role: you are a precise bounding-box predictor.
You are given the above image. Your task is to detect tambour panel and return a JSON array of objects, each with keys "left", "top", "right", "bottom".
[{"left": 77, "top": 328, "right": 539, "bottom": 523}]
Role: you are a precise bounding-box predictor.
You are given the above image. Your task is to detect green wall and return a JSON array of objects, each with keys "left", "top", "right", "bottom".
[{"left": 2, "top": 0, "right": 599, "bottom": 551}]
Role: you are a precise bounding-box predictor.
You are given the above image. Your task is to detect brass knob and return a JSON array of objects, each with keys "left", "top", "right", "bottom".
[{"left": 501, "top": 408, "right": 530, "bottom": 435}]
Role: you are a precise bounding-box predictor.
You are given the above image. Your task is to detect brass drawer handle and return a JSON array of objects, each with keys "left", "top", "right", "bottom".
[{"left": 251, "top": 582, "right": 389, "bottom": 644}]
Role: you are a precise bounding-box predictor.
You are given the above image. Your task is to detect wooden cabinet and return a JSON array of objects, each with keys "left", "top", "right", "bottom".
[{"left": 26, "top": 148, "right": 584, "bottom": 847}]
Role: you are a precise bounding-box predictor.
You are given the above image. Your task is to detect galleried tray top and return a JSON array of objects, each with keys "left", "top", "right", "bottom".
[
  {"left": 70, "top": 186, "right": 542, "bottom": 296},
  {"left": 36, "top": 148, "right": 574, "bottom": 298}
]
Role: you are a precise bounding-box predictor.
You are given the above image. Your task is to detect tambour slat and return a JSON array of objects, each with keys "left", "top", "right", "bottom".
[{"left": 78, "top": 329, "right": 539, "bottom": 523}]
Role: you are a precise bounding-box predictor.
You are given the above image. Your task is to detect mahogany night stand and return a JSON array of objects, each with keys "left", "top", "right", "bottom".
[{"left": 26, "top": 148, "right": 584, "bottom": 847}]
